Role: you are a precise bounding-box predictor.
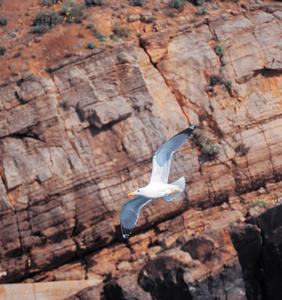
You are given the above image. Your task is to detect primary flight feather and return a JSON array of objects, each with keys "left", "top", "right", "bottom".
[{"left": 120, "top": 125, "right": 196, "bottom": 238}]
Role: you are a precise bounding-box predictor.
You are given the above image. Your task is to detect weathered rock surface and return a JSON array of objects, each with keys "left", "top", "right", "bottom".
[
  {"left": 0, "top": 5, "right": 282, "bottom": 300},
  {"left": 230, "top": 204, "right": 282, "bottom": 300}
]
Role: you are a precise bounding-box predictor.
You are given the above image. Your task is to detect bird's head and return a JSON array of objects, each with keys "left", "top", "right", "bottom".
[{"left": 128, "top": 188, "right": 143, "bottom": 197}]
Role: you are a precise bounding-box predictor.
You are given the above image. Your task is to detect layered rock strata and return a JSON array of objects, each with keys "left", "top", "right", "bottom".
[{"left": 0, "top": 6, "right": 282, "bottom": 299}]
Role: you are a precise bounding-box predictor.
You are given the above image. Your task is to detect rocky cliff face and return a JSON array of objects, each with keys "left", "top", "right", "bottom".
[{"left": 0, "top": 3, "right": 282, "bottom": 299}]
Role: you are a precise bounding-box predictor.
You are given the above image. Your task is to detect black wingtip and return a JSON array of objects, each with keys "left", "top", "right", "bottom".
[{"left": 190, "top": 125, "right": 196, "bottom": 131}]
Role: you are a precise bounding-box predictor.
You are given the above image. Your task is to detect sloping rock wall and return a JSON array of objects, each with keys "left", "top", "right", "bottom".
[{"left": 0, "top": 6, "right": 282, "bottom": 299}]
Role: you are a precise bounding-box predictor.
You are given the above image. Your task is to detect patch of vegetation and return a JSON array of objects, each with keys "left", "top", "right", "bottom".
[
  {"left": 44, "top": 0, "right": 59, "bottom": 6},
  {"left": 193, "top": 128, "right": 221, "bottom": 161},
  {"left": 147, "top": 15, "right": 157, "bottom": 23},
  {"left": 209, "top": 74, "right": 223, "bottom": 86},
  {"left": 225, "top": 79, "right": 232, "bottom": 88},
  {"left": 130, "top": 0, "right": 145, "bottom": 6},
  {"left": 0, "top": 46, "right": 7, "bottom": 56},
  {"left": 86, "top": 42, "right": 96, "bottom": 49},
  {"left": 196, "top": 7, "right": 207, "bottom": 15},
  {"left": 221, "top": 59, "right": 227, "bottom": 66},
  {"left": 30, "top": 25, "right": 50, "bottom": 34},
  {"left": 96, "top": 32, "right": 106, "bottom": 42},
  {"left": 31, "top": 10, "right": 61, "bottom": 33},
  {"left": 249, "top": 197, "right": 277, "bottom": 209},
  {"left": 191, "top": 0, "right": 205, "bottom": 5},
  {"left": 84, "top": 0, "right": 104, "bottom": 6},
  {"left": 113, "top": 23, "right": 131, "bottom": 38},
  {"left": 235, "top": 143, "right": 250, "bottom": 156},
  {"left": 0, "top": 16, "right": 8, "bottom": 26},
  {"left": 154, "top": 5, "right": 160, "bottom": 11},
  {"left": 214, "top": 42, "right": 226, "bottom": 58},
  {"left": 61, "top": 1, "right": 83, "bottom": 23},
  {"left": 169, "top": 0, "right": 184, "bottom": 9},
  {"left": 110, "top": 34, "right": 120, "bottom": 41}
]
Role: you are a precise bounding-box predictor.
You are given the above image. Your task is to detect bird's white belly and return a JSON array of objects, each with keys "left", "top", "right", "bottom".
[{"left": 142, "top": 183, "right": 177, "bottom": 198}]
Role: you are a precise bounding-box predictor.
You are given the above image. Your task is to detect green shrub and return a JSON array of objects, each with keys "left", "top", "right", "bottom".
[
  {"left": 201, "top": 144, "right": 221, "bottom": 157},
  {"left": 194, "top": 0, "right": 205, "bottom": 5},
  {"left": 96, "top": 32, "right": 106, "bottom": 41},
  {"left": 196, "top": 7, "right": 207, "bottom": 15},
  {"left": 0, "top": 46, "right": 7, "bottom": 56},
  {"left": 110, "top": 34, "right": 120, "bottom": 41},
  {"left": 147, "top": 15, "right": 157, "bottom": 23},
  {"left": 225, "top": 79, "right": 232, "bottom": 88},
  {"left": 33, "top": 10, "right": 60, "bottom": 28},
  {"left": 221, "top": 59, "right": 227, "bottom": 66},
  {"left": 84, "top": 0, "right": 104, "bottom": 6},
  {"left": 30, "top": 25, "right": 50, "bottom": 33},
  {"left": 0, "top": 16, "right": 8, "bottom": 26},
  {"left": 209, "top": 74, "right": 223, "bottom": 86},
  {"left": 214, "top": 43, "right": 225, "bottom": 58},
  {"left": 86, "top": 42, "right": 96, "bottom": 49},
  {"left": 61, "top": 1, "right": 83, "bottom": 23},
  {"left": 43, "top": 0, "right": 59, "bottom": 6},
  {"left": 169, "top": 0, "right": 184, "bottom": 9},
  {"left": 130, "top": 0, "right": 145, "bottom": 6},
  {"left": 249, "top": 197, "right": 277, "bottom": 209},
  {"left": 193, "top": 128, "right": 221, "bottom": 161},
  {"left": 113, "top": 23, "right": 131, "bottom": 38},
  {"left": 154, "top": 5, "right": 160, "bottom": 11}
]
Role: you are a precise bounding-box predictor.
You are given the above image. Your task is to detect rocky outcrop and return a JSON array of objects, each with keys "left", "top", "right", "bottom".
[
  {"left": 230, "top": 204, "right": 282, "bottom": 300},
  {"left": 0, "top": 5, "right": 282, "bottom": 300}
]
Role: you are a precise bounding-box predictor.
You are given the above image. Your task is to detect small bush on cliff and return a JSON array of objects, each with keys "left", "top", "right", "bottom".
[
  {"left": 61, "top": 1, "right": 83, "bottom": 23},
  {"left": 86, "top": 42, "right": 96, "bottom": 49},
  {"left": 196, "top": 7, "right": 207, "bottom": 15},
  {"left": 0, "top": 46, "right": 7, "bottom": 56},
  {"left": 43, "top": 0, "right": 59, "bottom": 6},
  {"left": 214, "top": 43, "right": 225, "bottom": 58},
  {"left": 30, "top": 10, "right": 61, "bottom": 33},
  {"left": 0, "top": 16, "right": 8, "bottom": 26},
  {"left": 190, "top": 0, "right": 205, "bottom": 6},
  {"left": 225, "top": 79, "right": 232, "bottom": 89},
  {"left": 147, "top": 15, "right": 157, "bottom": 23},
  {"left": 30, "top": 25, "right": 49, "bottom": 34},
  {"left": 193, "top": 128, "right": 221, "bottom": 161},
  {"left": 169, "top": 0, "right": 184, "bottom": 9},
  {"left": 249, "top": 197, "right": 277, "bottom": 209},
  {"left": 84, "top": 0, "right": 104, "bottom": 6},
  {"left": 209, "top": 74, "right": 223, "bottom": 86},
  {"left": 113, "top": 23, "right": 131, "bottom": 38},
  {"left": 130, "top": 0, "right": 145, "bottom": 6}
]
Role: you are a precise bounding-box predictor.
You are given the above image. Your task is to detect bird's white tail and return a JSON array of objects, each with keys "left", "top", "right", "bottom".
[{"left": 164, "top": 176, "right": 185, "bottom": 202}]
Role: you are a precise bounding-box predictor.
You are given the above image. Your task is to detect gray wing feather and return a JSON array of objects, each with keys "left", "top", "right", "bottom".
[
  {"left": 120, "top": 196, "right": 152, "bottom": 239},
  {"left": 150, "top": 126, "right": 196, "bottom": 183}
]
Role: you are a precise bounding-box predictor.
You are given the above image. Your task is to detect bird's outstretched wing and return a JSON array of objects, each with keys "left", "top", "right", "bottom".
[
  {"left": 150, "top": 125, "right": 196, "bottom": 184},
  {"left": 120, "top": 196, "right": 152, "bottom": 239}
]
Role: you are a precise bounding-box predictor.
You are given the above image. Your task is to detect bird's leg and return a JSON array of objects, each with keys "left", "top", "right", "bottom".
[{"left": 168, "top": 188, "right": 181, "bottom": 196}]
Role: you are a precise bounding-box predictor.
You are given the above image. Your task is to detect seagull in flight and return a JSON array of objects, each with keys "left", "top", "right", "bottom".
[{"left": 120, "top": 125, "right": 196, "bottom": 238}]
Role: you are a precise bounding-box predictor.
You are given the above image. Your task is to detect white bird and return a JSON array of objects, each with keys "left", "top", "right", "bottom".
[{"left": 120, "top": 125, "right": 196, "bottom": 238}]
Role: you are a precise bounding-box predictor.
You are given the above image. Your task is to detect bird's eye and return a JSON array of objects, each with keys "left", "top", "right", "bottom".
[{"left": 137, "top": 189, "right": 140, "bottom": 192}]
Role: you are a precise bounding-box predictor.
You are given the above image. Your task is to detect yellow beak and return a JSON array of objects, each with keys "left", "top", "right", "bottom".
[
  {"left": 173, "top": 188, "right": 181, "bottom": 191},
  {"left": 128, "top": 192, "right": 135, "bottom": 197}
]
